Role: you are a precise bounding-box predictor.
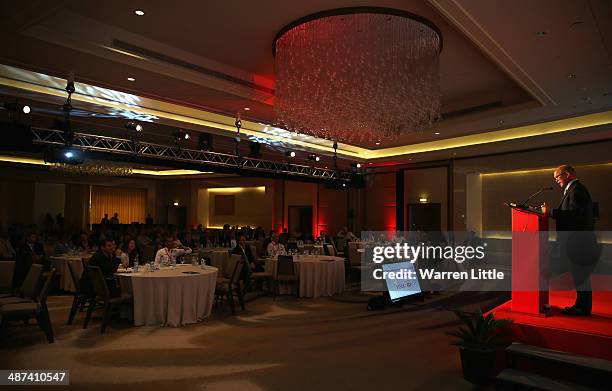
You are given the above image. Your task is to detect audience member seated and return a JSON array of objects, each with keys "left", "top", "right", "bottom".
[
  {"left": 279, "top": 228, "right": 289, "bottom": 245},
  {"left": 154, "top": 238, "right": 192, "bottom": 267},
  {"left": 233, "top": 234, "right": 263, "bottom": 273},
  {"left": 54, "top": 234, "right": 72, "bottom": 255},
  {"left": 0, "top": 228, "right": 16, "bottom": 259},
  {"left": 76, "top": 233, "right": 96, "bottom": 253},
  {"left": 262, "top": 230, "right": 274, "bottom": 253},
  {"left": 266, "top": 232, "right": 286, "bottom": 257},
  {"left": 81, "top": 238, "right": 122, "bottom": 297},
  {"left": 136, "top": 228, "right": 153, "bottom": 248},
  {"left": 337, "top": 226, "right": 357, "bottom": 241},
  {"left": 14, "top": 232, "right": 46, "bottom": 288},
  {"left": 121, "top": 239, "right": 141, "bottom": 267}
]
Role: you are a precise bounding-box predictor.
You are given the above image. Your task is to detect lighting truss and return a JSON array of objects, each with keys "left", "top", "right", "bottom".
[{"left": 30, "top": 127, "right": 353, "bottom": 182}]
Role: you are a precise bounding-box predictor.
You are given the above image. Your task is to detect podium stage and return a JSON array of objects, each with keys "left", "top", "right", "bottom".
[{"left": 488, "top": 273, "right": 612, "bottom": 361}]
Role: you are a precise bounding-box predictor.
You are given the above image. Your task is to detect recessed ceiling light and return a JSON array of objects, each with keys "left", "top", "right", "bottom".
[
  {"left": 244, "top": 107, "right": 250, "bottom": 111},
  {"left": 127, "top": 77, "right": 135, "bottom": 81},
  {"left": 375, "top": 142, "right": 380, "bottom": 145},
  {"left": 536, "top": 31, "right": 548, "bottom": 37},
  {"left": 135, "top": 10, "right": 145, "bottom": 16},
  {"left": 22, "top": 105, "right": 31, "bottom": 114},
  {"left": 434, "top": 132, "right": 440, "bottom": 135}
]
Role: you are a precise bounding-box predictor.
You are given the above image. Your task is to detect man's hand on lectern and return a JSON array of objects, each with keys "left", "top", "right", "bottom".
[{"left": 540, "top": 202, "right": 549, "bottom": 216}]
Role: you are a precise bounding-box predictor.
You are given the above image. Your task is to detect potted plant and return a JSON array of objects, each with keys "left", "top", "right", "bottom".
[{"left": 446, "top": 309, "right": 512, "bottom": 385}]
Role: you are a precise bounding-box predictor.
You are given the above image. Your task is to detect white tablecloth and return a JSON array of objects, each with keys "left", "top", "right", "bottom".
[
  {"left": 265, "top": 255, "right": 345, "bottom": 298},
  {"left": 117, "top": 265, "right": 218, "bottom": 327},
  {"left": 49, "top": 254, "right": 91, "bottom": 292},
  {"left": 199, "top": 248, "right": 232, "bottom": 277}
]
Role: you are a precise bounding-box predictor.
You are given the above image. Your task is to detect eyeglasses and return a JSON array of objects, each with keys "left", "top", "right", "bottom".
[{"left": 554, "top": 172, "right": 568, "bottom": 180}]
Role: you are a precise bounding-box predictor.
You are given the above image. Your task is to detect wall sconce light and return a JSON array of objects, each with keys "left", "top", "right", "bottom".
[
  {"left": 419, "top": 196, "right": 428, "bottom": 203},
  {"left": 173, "top": 201, "right": 179, "bottom": 206}
]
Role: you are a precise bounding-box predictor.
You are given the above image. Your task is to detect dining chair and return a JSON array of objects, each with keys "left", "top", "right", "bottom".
[
  {"left": 83, "top": 266, "right": 133, "bottom": 334},
  {"left": 0, "top": 264, "right": 44, "bottom": 306},
  {"left": 326, "top": 244, "right": 336, "bottom": 257},
  {"left": 0, "top": 261, "right": 15, "bottom": 294},
  {"left": 66, "top": 261, "right": 89, "bottom": 325},
  {"left": 0, "top": 268, "right": 56, "bottom": 344},
  {"left": 274, "top": 255, "right": 298, "bottom": 300},
  {"left": 214, "top": 259, "right": 245, "bottom": 315}
]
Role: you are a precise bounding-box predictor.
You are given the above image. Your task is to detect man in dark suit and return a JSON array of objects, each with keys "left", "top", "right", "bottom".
[
  {"left": 232, "top": 234, "right": 263, "bottom": 273},
  {"left": 14, "top": 232, "right": 46, "bottom": 288},
  {"left": 542, "top": 164, "right": 599, "bottom": 316},
  {"left": 81, "top": 238, "right": 122, "bottom": 297}
]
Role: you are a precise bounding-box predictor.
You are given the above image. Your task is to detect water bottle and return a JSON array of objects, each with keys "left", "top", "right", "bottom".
[{"left": 133, "top": 254, "right": 139, "bottom": 272}]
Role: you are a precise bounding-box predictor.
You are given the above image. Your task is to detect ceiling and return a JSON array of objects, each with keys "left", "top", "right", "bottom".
[{"left": 0, "top": 0, "right": 611, "bottom": 162}]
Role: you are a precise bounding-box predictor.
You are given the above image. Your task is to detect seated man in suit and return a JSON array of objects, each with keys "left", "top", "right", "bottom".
[
  {"left": 233, "top": 234, "right": 263, "bottom": 273},
  {"left": 14, "top": 232, "right": 46, "bottom": 288},
  {"left": 81, "top": 237, "right": 122, "bottom": 297},
  {"left": 542, "top": 164, "right": 599, "bottom": 316}
]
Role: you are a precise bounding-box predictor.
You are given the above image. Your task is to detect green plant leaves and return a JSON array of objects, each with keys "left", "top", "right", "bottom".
[{"left": 445, "top": 308, "right": 513, "bottom": 351}]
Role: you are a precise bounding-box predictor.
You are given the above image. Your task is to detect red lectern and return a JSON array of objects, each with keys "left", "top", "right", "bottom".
[{"left": 510, "top": 206, "right": 549, "bottom": 315}]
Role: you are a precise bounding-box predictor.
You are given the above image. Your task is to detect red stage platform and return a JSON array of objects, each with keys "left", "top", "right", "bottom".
[{"left": 489, "top": 275, "right": 612, "bottom": 361}]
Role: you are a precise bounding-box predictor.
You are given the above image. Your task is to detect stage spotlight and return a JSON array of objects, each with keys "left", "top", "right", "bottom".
[
  {"left": 44, "top": 147, "right": 83, "bottom": 165},
  {"left": 125, "top": 121, "right": 143, "bottom": 132},
  {"left": 308, "top": 154, "right": 321, "bottom": 162},
  {"left": 3, "top": 102, "right": 30, "bottom": 115},
  {"left": 174, "top": 130, "right": 190, "bottom": 141},
  {"left": 286, "top": 151, "right": 296, "bottom": 158},
  {"left": 351, "top": 162, "right": 362, "bottom": 169}
]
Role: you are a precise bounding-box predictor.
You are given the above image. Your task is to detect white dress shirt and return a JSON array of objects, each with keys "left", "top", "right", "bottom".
[
  {"left": 564, "top": 179, "right": 578, "bottom": 195},
  {"left": 154, "top": 246, "right": 192, "bottom": 266},
  {"left": 266, "top": 242, "right": 285, "bottom": 257}
]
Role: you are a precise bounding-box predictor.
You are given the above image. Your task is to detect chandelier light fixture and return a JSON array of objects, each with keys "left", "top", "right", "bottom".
[
  {"left": 274, "top": 7, "right": 442, "bottom": 143},
  {"left": 49, "top": 162, "right": 133, "bottom": 176}
]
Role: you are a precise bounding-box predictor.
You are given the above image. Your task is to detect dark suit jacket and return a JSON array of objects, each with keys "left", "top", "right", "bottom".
[
  {"left": 80, "top": 250, "right": 121, "bottom": 295},
  {"left": 232, "top": 244, "right": 254, "bottom": 264},
  {"left": 14, "top": 242, "right": 46, "bottom": 287},
  {"left": 551, "top": 180, "right": 594, "bottom": 231},
  {"left": 552, "top": 181, "right": 599, "bottom": 266}
]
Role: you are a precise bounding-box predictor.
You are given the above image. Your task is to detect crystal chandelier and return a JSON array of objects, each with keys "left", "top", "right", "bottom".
[
  {"left": 49, "top": 162, "right": 133, "bottom": 176},
  {"left": 274, "top": 8, "right": 442, "bottom": 143}
]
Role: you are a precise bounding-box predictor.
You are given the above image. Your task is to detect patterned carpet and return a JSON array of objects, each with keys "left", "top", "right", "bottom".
[{"left": 0, "top": 292, "right": 500, "bottom": 390}]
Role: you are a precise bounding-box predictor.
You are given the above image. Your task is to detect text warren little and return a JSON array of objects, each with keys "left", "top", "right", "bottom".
[{"left": 373, "top": 268, "right": 505, "bottom": 280}]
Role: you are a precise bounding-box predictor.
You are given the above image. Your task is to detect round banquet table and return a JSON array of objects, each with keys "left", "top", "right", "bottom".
[
  {"left": 265, "top": 255, "right": 345, "bottom": 298},
  {"left": 117, "top": 265, "right": 218, "bottom": 327},
  {"left": 199, "top": 248, "right": 232, "bottom": 277},
  {"left": 49, "top": 254, "right": 91, "bottom": 292}
]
